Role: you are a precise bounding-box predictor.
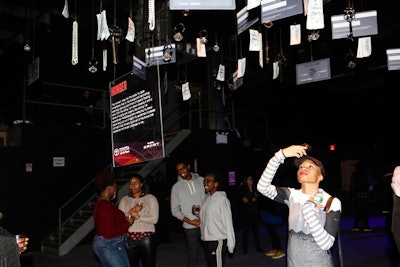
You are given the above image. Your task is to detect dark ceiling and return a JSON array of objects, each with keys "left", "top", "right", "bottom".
[{"left": 0, "top": 0, "right": 399, "bottom": 154}]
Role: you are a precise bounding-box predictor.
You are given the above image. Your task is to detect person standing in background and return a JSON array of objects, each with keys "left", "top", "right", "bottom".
[
  {"left": 350, "top": 160, "right": 372, "bottom": 232},
  {"left": 92, "top": 170, "right": 134, "bottom": 267},
  {"left": 118, "top": 174, "right": 159, "bottom": 267},
  {"left": 170, "top": 161, "right": 206, "bottom": 267},
  {"left": 239, "top": 175, "right": 264, "bottom": 254},
  {"left": 258, "top": 195, "right": 286, "bottom": 259},
  {"left": 199, "top": 172, "right": 235, "bottom": 267},
  {"left": 257, "top": 144, "right": 341, "bottom": 267}
]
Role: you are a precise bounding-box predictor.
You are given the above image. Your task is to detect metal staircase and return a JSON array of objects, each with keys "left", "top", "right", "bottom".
[{"left": 40, "top": 129, "right": 191, "bottom": 256}]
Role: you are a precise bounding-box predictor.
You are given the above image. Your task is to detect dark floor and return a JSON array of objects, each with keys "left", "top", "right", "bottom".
[{"left": 19, "top": 215, "right": 400, "bottom": 267}]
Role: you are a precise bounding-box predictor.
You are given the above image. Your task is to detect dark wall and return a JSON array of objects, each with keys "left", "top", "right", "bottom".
[{"left": 0, "top": 124, "right": 111, "bottom": 250}]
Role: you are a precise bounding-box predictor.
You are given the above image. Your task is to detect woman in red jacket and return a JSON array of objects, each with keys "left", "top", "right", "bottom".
[{"left": 92, "top": 170, "right": 135, "bottom": 267}]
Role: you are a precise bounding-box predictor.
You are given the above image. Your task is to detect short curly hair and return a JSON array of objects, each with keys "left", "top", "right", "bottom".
[{"left": 94, "top": 170, "right": 116, "bottom": 192}]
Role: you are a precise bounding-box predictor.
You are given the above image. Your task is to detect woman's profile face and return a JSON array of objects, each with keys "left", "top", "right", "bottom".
[{"left": 245, "top": 176, "right": 253, "bottom": 186}]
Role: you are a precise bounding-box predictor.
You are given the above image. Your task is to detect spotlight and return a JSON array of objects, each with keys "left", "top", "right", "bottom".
[
  {"left": 24, "top": 43, "right": 31, "bottom": 52},
  {"left": 173, "top": 23, "right": 185, "bottom": 42},
  {"left": 88, "top": 57, "right": 98, "bottom": 73},
  {"left": 199, "top": 29, "right": 208, "bottom": 44}
]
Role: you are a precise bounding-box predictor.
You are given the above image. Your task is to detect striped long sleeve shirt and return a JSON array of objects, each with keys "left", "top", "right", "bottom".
[{"left": 257, "top": 149, "right": 341, "bottom": 267}]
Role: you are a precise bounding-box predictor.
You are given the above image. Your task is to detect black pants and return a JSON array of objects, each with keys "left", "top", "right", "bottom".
[
  {"left": 242, "top": 216, "right": 261, "bottom": 252},
  {"left": 204, "top": 239, "right": 227, "bottom": 267},
  {"left": 265, "top": 224, "right": 282, "bottom": 250},
  {"left": 127, "top": 234, "right": 158, "bottom": 267},
  {"left": 184, "top": 228, "right": 204, "bottom": 267}
]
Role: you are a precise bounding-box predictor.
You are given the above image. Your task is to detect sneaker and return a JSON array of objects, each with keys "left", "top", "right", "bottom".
[
  {"left": 363, "top": 228, "right": 372, "bottom": 232},
  {"left": 352, "top": 228, "right": 360, "bottom": 231},
  {"left": 271, "top": 250, "right": 285, "bottom": 259},
  {"left": 265, "top": 249, "right": 277, "bottom": 256}
]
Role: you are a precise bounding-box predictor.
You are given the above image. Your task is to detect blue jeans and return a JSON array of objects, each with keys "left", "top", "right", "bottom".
[{"left": 93, "top": 234, "right": 130, "bottom": 267}]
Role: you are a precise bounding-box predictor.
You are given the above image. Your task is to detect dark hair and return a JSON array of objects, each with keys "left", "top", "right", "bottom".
[
  {"left": 129, "top": 173, "right": 145, "bottom": 183},
  {"left": 294, "top": 155, "right": 326, "bottom": 177},
  {"left": 94, "top": 170, "right": 116, "bottom": 192},
  {"left": 204, "top": 172, "right": 224, "bottom": 191}
]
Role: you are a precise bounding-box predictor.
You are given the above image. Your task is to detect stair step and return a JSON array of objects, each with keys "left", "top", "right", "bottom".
[{"left": 39, "top": 129, "right": 190, "bottom": 256}]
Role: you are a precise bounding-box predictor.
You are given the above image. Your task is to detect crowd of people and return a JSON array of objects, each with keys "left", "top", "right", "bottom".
[{"left": 87, "top": 144, "right": 400, "bottom": 267}]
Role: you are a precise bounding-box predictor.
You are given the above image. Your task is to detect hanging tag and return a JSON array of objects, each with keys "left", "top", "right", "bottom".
[
  {"left": 237, "top": 58, "right": 246, "bottom": 78},
  {"left": 216, "top": 64, "right": 225, "bottom": 81},
  {"left": 290, "top": 24, "right": 301, "bottom": 45},
  {"left": 249, "top": 29, "right": 260, "bottom": 51},
  {"left": 273, "top": 61, "right": 279, "bottom": 79},
  {"left": 103, "top": 48, "right": 107, "bottom": 71},
  {"left": 259, "top": 32, "right": 264, "bottom": 68},
  {"left": 71, "top": 21, "right": 78, "bottom": 65},
  {"left": 357, "top": 37, "right": 371, "bottom": 58},
  {"left": 196, "top": 38, "right": 206, "bottom": 57},
  {"left": 148, "top": 0, "right": 155, "bottom": 31},
  {"left": 126, "top": 17, "right": 135, "bottom": 42},
  {"left": 62, "top": 0, "right": 69, "bottom": 18},
  {"left": 306, "top": 0, "right": 324, "bottom": 30},
  {"left": 182, "top": 82, "right": 191, "bottom": 101}
]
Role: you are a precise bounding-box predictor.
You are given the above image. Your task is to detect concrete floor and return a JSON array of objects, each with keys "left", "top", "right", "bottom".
[{"left": 20, "top": 215, "right": 400, "bottom": 267}]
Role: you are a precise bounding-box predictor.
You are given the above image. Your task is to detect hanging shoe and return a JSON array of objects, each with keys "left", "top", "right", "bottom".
[{"left": 271, "top": 250, "right": 285, "bottom": 259}]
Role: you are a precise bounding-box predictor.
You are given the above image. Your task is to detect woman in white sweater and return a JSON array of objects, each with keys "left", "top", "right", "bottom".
[
  {"left": 118, "top": 174, "right": 159, "bottom": 267},
  {"left": 257, "top": 144, "right": 341, "bottom": 267}
]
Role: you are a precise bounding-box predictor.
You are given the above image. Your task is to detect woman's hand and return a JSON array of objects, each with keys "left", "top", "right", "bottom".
[
  {"left": 282, "top": 144, "right": 309, "bottom": 158},
  {"left": 16, "top": 236, "right": 29, "bottom": 254},
  {"left": 392, "top": 166, "right": 400, "bottom": 197}
]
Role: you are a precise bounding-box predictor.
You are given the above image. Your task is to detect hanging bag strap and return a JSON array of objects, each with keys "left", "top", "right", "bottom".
[{"left": 324, "top": 196, "right": 335, "bottom": 212}]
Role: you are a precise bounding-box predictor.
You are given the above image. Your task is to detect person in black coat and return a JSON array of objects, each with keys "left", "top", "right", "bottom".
[
  {"left": 0, "top": 212, "right": 29, "bottom": 267},
  {"left": 239, "top": 175, "right": 263, "bottom": 254}
]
